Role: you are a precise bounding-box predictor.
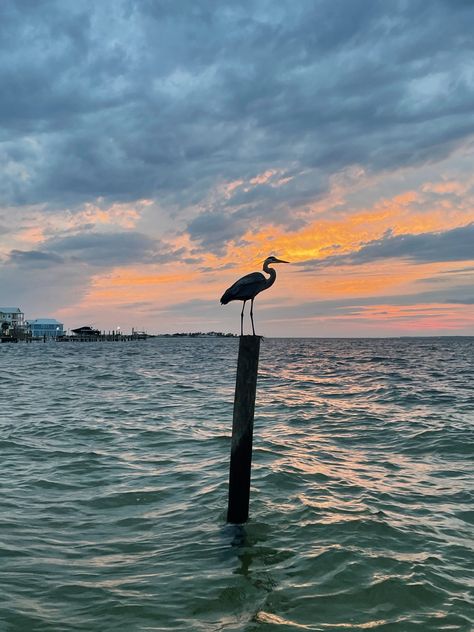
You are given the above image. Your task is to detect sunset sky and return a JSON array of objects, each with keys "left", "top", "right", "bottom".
[{"left": 1, "top": 0, "right": 473, "bottom": 336}]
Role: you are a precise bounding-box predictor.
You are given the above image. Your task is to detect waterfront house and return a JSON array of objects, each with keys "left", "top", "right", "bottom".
[
  {"left": 0, "top": 307, "right": 25, "bottom": 331},
  {"left": 28, "top": 318, "right": 64, "bottom": 339}
]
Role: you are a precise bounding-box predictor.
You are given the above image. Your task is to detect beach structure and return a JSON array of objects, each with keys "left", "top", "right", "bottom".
[
  {"left": 220, "top": 256, "right": 289, "bottom": 336},
  {"left": 71, "top": 326, "right": 101, "bottom": 337},
  {"left": 28, "top": 318, "right": 64, "bottom": 339},
  {"left": 0, "top": 307, "right": 28, "bottom": 340},
  {"left": 59, "top": 326, "right": 146, "bottom": 342},
  {"left": 0, "top": 307, "right": 25, "bottom": 329}
]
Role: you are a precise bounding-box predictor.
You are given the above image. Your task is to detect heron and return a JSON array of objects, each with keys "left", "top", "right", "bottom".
[{"left": 220, "top": 255, "right": 289, "bottom": 336}]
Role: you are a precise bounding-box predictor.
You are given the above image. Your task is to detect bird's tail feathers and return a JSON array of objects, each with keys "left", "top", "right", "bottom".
[{"left": 220, "top": 289, "right": 232, "bottom": 304}]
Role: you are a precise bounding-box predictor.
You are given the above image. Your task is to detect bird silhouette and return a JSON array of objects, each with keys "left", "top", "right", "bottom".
[{"left": 220, "top": 256, "right": 289, "bottom": 336}]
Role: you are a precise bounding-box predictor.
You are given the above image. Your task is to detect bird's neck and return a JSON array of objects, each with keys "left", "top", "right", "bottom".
[{"left": 263, "top": 262, "right": 277, "bottom": 288}]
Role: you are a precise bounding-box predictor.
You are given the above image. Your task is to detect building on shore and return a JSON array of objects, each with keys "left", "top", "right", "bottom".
[
  {"left": 71, "top": 326, "right": 101, "bottom": 337},
  {"left": 0, "top": 307, "right": 25, "bottom": 328},
  {"left": 1, "top": 307, "right": 28, "bottom": 341},
  {"left": 0, "top": 307, "right": 27, "bottom": 338},
  {"left": 28, "top": 318, "right": 64, "bottom": 339}
]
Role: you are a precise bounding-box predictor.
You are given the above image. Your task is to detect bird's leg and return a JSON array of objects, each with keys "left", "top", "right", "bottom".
[
  {"left": 250, "top": 298, "right": 256, "bottom": 336},
  {"left": 240, "top": 301, "right": 246, "bottom": 336}
]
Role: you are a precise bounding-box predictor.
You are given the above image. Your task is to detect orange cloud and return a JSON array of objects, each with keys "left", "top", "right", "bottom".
[
  {"left": 14, "top": 225, "right": 45, "bottom": 245},
  {"left": 232, "top": 181, "right": 474, "bottom": 269},
  {"left": 53, "top": 157, "right": 474, "bottom": 336},
  {"left": 71, "top": 199, "right": 147, "bottom": 229},
  {"left": 85, "top": 267, "right": 199, "bottom": 303},
  {"left": 421, "top": 180, "right": 468, "bottom": 195},
  {"left": 249, "top": 170, "right": 277, "bottom": 185}
]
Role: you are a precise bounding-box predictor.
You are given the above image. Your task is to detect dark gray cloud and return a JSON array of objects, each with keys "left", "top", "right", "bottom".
[
  {"left": 186, "top": 212, "right": 249, "bottom": 253},
  {"left": 47, "top": 232, "right": 160, "bottom": 266},
  {"left": 416, "top": 266, "right": 474, "bottom": 284},
  {"left": 6, "top": 231, "right": 181, "bottom": 268},
  {"left": 448, "top": 297, "right": 474, "bottom": 304},
  {"left": 116, "top": 301, "right": 154, "bottom": 310},
  {"left": 441, "top": 266, "right": 474, "bottom": 274},
  {"left": 8, "top": 249, "right": 64, "bottom": 266},
  {"left": 1, "top": 0, "right": 473, "bottom": 248},
  {"left": 298, "top": 223, "right": 474, "bottom": 269}
]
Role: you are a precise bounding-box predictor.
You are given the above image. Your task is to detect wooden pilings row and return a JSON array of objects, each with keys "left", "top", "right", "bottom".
[{"left": 54, "top": 334, "right": 145, "bottom": 342}]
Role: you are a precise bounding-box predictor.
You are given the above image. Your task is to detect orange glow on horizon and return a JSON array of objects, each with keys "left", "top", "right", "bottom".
[{"left": 49, "top": 162, "right": 474, "bottom": 334}]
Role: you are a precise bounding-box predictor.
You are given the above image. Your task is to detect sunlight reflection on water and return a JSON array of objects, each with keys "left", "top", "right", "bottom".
[{"left": 0, "top": 337, "right": 473, "bottom": 631}]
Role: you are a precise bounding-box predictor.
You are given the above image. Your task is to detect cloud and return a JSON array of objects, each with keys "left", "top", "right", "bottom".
[
  {"left": 442, "top": 266, "right": 474, "bottom": 274},
  {"left": 1, "top": 1, "right": 474, "bottom": 335},
  {"left": 0, "top": 0, "right": 473, "bottom": 243},
  {"left": 298, "top": 223, "right": 474, "bottom": 269},
  {"left": 256, "top": 284, "right": 474, "bottom": 323},
  {"left": 0, "top": 258, "right": 91, "bottom": 317},
  {"left": 47, "top": 232, "right": 160, "bottom": 266},
  {"left": 8, "top": 249, "right": 64, "bottom": 267},
  {"left": 447, "top": 297, "right": 474, "bottom": 304},
  {"left": 186, "top": 212, "right": 249, "bottom": 253},
  {"left": 6, "top": 231, "right": 182, "bottom": 268}
]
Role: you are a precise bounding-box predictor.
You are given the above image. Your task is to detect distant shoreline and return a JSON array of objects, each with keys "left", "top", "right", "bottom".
[
  {"left": 156, "top": 332, "right": 237, "bottom": 338},
  {"left": 153, "top": 334, "right": 473, "bottom": 339}
]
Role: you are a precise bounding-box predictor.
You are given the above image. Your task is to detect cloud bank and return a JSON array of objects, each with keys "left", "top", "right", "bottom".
[
  {"left": 298, "top": 223, "right": 474, "bottom": 268},
  {"left": 1, "top": 0, "right": 473, "bottom": 334}
]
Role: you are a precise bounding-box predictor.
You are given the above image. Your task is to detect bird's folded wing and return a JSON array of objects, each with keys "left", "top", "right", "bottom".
[
  {"left": 232, "top": 272, "right": 265, "bottom": 287},
  {"left": 225, "top": 272, "right": 265, "bottom": 294},
  {"left": 221, "top": 271, "right": 267, "bottom": 303}
]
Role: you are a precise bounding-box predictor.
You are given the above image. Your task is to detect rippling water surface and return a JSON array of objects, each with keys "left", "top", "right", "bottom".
[{"left": 1, "top": 337, "right": 473, "bottom": 631}]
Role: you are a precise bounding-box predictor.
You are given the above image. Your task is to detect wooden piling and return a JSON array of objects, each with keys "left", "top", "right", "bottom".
[{"left": 227, "top": 335, "right": 261, "bottom": 524}]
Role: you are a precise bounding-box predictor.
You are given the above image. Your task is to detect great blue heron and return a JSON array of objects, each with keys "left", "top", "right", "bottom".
[{"left": 220, "top": 256, "right": 289, "bottom": 336}]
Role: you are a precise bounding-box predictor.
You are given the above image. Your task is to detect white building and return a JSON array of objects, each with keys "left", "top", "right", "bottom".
[
  {"left": 0, "top": 307, "right": 25, "bottom": 329},
  {"left": 28, "top": 318, "right": 64, "bottom": 338}
]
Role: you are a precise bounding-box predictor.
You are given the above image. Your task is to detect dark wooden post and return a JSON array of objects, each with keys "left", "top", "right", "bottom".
[{"left": 227, "top": 335, "right": 261, "bottom": 524}]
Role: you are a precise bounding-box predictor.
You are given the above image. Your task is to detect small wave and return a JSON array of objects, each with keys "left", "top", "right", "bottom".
[{"left": 1, "top": 336, "right": 472, "bottom": 631}]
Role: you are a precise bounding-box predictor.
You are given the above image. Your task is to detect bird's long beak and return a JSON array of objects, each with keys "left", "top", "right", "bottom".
[{"left": 274, "top": 258, "right": 290, "bottom": 263}]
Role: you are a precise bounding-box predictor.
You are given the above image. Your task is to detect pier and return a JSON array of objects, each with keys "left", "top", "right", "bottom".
[
  {"left": 1, "top": 332, "right": 150, "bottom": 343},
  {"left": 55, "top": 332, "right": 149, "bottom": 342}
]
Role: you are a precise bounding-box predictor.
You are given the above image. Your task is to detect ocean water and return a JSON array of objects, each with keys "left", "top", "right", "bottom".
[{"left": 0, "top": 337, "right": 473, "bottom": 632}]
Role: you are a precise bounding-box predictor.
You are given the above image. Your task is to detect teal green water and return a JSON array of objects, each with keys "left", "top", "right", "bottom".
[{"left": 0, "top": 338, "right": 473, "bottom": 631}]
